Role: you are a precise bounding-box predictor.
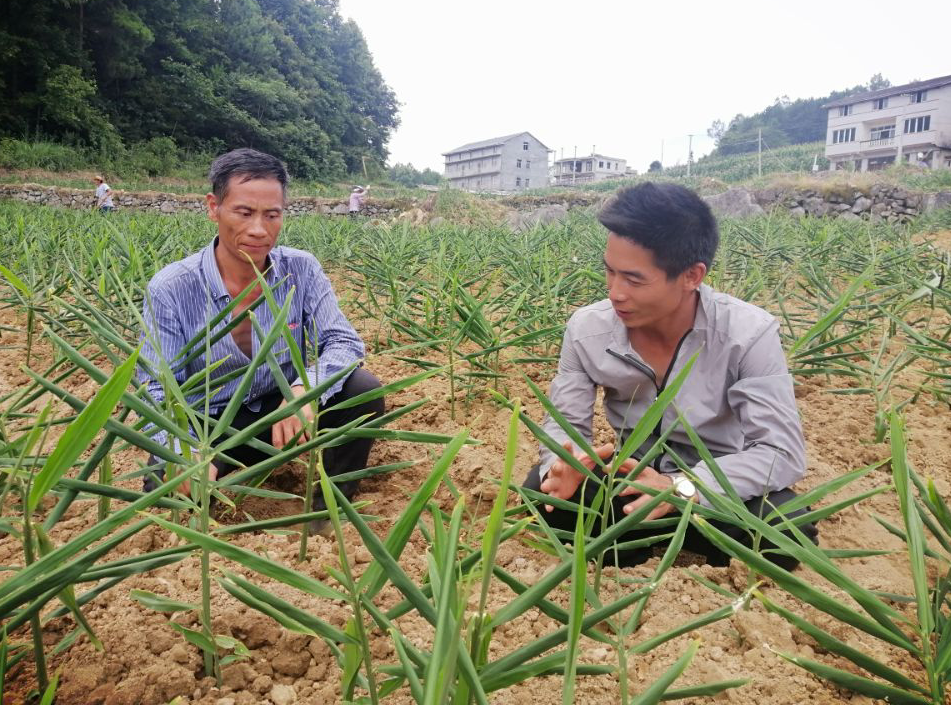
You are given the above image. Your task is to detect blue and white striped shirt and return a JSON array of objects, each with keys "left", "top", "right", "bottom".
[{"left": 139, "top": 238, "right": 364, "bottom": 445}]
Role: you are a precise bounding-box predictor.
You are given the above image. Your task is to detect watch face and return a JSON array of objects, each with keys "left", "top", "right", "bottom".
[{"left": 673, "top": 476, "right": 696, "bottom": 500}]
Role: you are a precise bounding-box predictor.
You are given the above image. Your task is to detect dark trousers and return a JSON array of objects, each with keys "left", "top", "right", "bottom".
[
  {"left": 144, "top": 368, "right": 385, "bottom": 507},
  {"left": 523, "top": 464, "right": 818, "bottom": 571}
]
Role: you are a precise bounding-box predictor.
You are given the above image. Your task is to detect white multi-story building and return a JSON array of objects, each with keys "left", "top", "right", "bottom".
[
  {"left": 442, "top": 132, "right": 550, "bottom": 192},
  {"left": 552, "top": 153, "right": 627, "bottom": 186},
  {"left": 824, "top": 74, "right": 951, "bottom": 172}
]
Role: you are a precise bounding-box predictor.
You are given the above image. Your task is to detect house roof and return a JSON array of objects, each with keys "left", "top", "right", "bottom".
[
  {"left": 443, "top": 131, "right": 549, "bottom": 155},
  {"left": 553, "top": 153, "right": 626, "bottom": 163},
  {"left": 823, "top": 74, "right": 951, "bottom": 108}
]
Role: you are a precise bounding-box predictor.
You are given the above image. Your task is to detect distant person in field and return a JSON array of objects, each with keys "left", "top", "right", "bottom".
[
  {"left": 93, "top": 175, "right": 114, "bottom": 213},
  {"left": 138, "top": 148, "right": 383, "bottom": 514},
  {"left": 526, "top": 182, "right": 816, "bottom": 570},
  {"left": 348, "top": 185, "right": 368, "bottom": 215}
]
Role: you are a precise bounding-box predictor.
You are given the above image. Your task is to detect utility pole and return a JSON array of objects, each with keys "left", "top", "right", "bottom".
[
  {"left": 686, "top": 134, "right": 693, "bottom": 177},
  {"left": 757, "top": 128, "right": 762, "bottom": 178}
]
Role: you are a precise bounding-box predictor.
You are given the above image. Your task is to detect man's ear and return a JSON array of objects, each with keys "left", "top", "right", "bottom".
[
  {"left": 205, "top": 192, "right": 219, "bottom": 223},
  {"left": 683, "top": 262, "right": 707, "bottom": 290}
]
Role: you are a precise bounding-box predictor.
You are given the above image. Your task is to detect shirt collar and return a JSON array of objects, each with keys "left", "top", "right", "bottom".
[
  {"left": 694, "top": 284, "right": 711, "bottom": 331},
  {"left": 200, "top": 237, "right": 281, "bottom": 301}
]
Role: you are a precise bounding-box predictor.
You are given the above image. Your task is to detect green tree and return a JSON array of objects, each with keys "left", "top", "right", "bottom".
[
  {"left": 39, "top": 65, "right": 119, "bottom": 149},
  {"left": 868, "top": 73, "right": 891, "bottom": 91},
  {"left": 706, "top": 120, "right": 726, "bottom": 146},
  {"left": 388, "top": 163, "right": 443, "bottom": 187},
  {"left": 0, "top": 0, "right": 399, "bottom": 179}
]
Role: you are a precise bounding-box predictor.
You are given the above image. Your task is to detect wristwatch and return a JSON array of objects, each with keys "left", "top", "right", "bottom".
[{"left": 668, "top": 473, "right": 697, "bottom": 501}]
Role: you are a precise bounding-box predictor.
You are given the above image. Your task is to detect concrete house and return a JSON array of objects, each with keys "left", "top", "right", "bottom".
[
  {"left": 552, "top": 152, "right": 627, "bottom": 186},
  {"left": 443, "top": 132, "right": 550, "bottom": 192},
  {"left": 824, "top": 74, "right": 951, "bottom": 172}
]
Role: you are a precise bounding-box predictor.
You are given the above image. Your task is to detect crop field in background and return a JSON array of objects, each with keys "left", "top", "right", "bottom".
[
  {"left": 661, "top": 143, "right": 829, "bottom": 183},
  {"left": 0, "top": 200, "right": 950, "bottom": 704}
]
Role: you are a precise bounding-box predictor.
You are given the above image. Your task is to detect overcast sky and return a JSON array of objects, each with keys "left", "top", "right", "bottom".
[{"left": 337, "top": 0, "right": 950, "bottom": 174}]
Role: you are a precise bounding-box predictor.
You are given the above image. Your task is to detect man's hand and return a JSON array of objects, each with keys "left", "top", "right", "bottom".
[
  {"left": 618, "top": 467, "right": 676, "bottom": 521},
  {"left": 539, "top": 442, "right": 617, "bottom": 512},
  {"left": 271, "top": 385, "right": 316, "bottom": 449},
  {"left": 180, "top": 463, "right": 218, "bottom": 498}
]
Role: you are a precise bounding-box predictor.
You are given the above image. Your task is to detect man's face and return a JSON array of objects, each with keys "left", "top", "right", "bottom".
[
  {"left": 603, "top": 233, "right": 701, "bottom": 330},
  {"left": 206, "top": 176, "right": 284, "bottom": 269}
]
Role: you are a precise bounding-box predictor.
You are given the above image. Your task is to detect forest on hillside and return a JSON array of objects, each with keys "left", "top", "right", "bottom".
[
  {"left": 708, "top": 74, "right": 891, "bottom": 156},
  {"left": 0, "top": 0, "right": 398, "bottom": 178}
]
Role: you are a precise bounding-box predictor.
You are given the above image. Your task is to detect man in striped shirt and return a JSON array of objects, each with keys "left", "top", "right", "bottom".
[{"left": 139, "top": 149, "right": 382, "bottom": 511}]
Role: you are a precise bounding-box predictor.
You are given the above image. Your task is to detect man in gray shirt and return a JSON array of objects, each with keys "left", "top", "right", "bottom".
[{"left": 524, "top": 182, "right": 816, "bottom": 569}]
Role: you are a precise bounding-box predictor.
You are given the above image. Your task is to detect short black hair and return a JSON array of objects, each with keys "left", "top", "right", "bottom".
[
  {"left": 208, "top": 148, "right": 289, "bottom": 201},
  {"left": 598, "top": 182, "right": 718, "bottom": 279}
]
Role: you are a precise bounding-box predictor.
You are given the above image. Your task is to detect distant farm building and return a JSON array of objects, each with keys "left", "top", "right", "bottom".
[
  {"left": 442, "top": 132, "right": 550, "bottom": 192},
  {"left": 824, "top": 74, "right": 951, "bottom": 172},
  {"left": 552, "top": 152, "right": 628, "bottom": 186}
]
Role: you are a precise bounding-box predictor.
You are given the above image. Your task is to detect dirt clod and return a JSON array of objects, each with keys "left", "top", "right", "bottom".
[{"left": 269, "top": 684, "right": 296, "bottom": 705}]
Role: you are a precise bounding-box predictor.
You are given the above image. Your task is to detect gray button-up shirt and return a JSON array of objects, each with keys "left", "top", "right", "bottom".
[{"left": 538, "top": 284, "right": 806, "bottom": 504}]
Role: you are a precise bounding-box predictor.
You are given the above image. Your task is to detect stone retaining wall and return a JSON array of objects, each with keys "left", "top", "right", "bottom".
[
  {"left": 705, "top": 184, "right": 951, "bottom": 222},
  {"left": 0, "top": 183, "right": 406, "bottom": 218},
  {"left": 4, "top": 181, "right": 950, "bottom": 225}
]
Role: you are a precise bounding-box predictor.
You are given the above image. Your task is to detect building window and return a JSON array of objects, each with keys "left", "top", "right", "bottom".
[
  {"left": 599, "top": 161, "right": 604, "bottom": 168},
  {"left": 516, "top": 177, "right": 521, "bottom": 187},
  {"left": 525, "top": 178, "right": 530, "bottom": 187},
  {"left": 516, "top": 159, "right": 522, "bottom": 168},
  {"left": 904, "top": 115, "right": 931, "bottom": 133},
  {"left": 873, "top": 97, "right": 888, "bottom": 110},
  {"left": 523, "top": 141, "right": 529, "bottom": 150},
  {"left": 525, "top": 161, "right": 530, "bottom": 168},
  {"left": 585, "top": 160, "right": 592, "bottom": 171},
  {"left": 839, "top": 105, "right": 852, "bottom": 116},
  {"left": 832, "top": 128, "right": 855, "bottom": 144},
  {"left": 869, "top": 125, "right": 894, "bottom": 140},
  {"left": 912, "top": 90, "right": 927, "bottom": 103}
]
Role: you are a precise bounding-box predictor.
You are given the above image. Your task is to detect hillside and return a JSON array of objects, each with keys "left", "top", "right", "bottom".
[
  {"left": 664, "top": 142, "right": 828, "bottom": 181},
  {"left": 710, "top": 74, "right": 891, "bottom": 155},
  {"left": 0, "top": 0, "right": 397, "bottom": 179}
]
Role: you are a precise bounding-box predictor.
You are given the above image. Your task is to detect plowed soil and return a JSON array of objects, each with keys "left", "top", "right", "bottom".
[{"left": 2, "top": 257, "right": 950, "bottom": 705}]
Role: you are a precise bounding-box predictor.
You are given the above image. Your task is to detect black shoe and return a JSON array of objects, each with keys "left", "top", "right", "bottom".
[
  {"left": 308, "top": 480, "right": 358, "bottom": 535},
  {"left": 311, "top": 479, "right": 359, "bottom": 511}
]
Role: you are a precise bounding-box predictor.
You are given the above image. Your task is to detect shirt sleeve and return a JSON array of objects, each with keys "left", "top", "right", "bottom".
[
  {"left": 138, "top": 284, "right": 189, "bottom": 448},
  {"left": 690, "top": 318, "right": 807, "bottom": 505},
  {"left": 537, "top": 317, "right": 597, "bottom": 480},
  {"left": 295, "top": 257, "right": 365, "bottom": 403}
]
